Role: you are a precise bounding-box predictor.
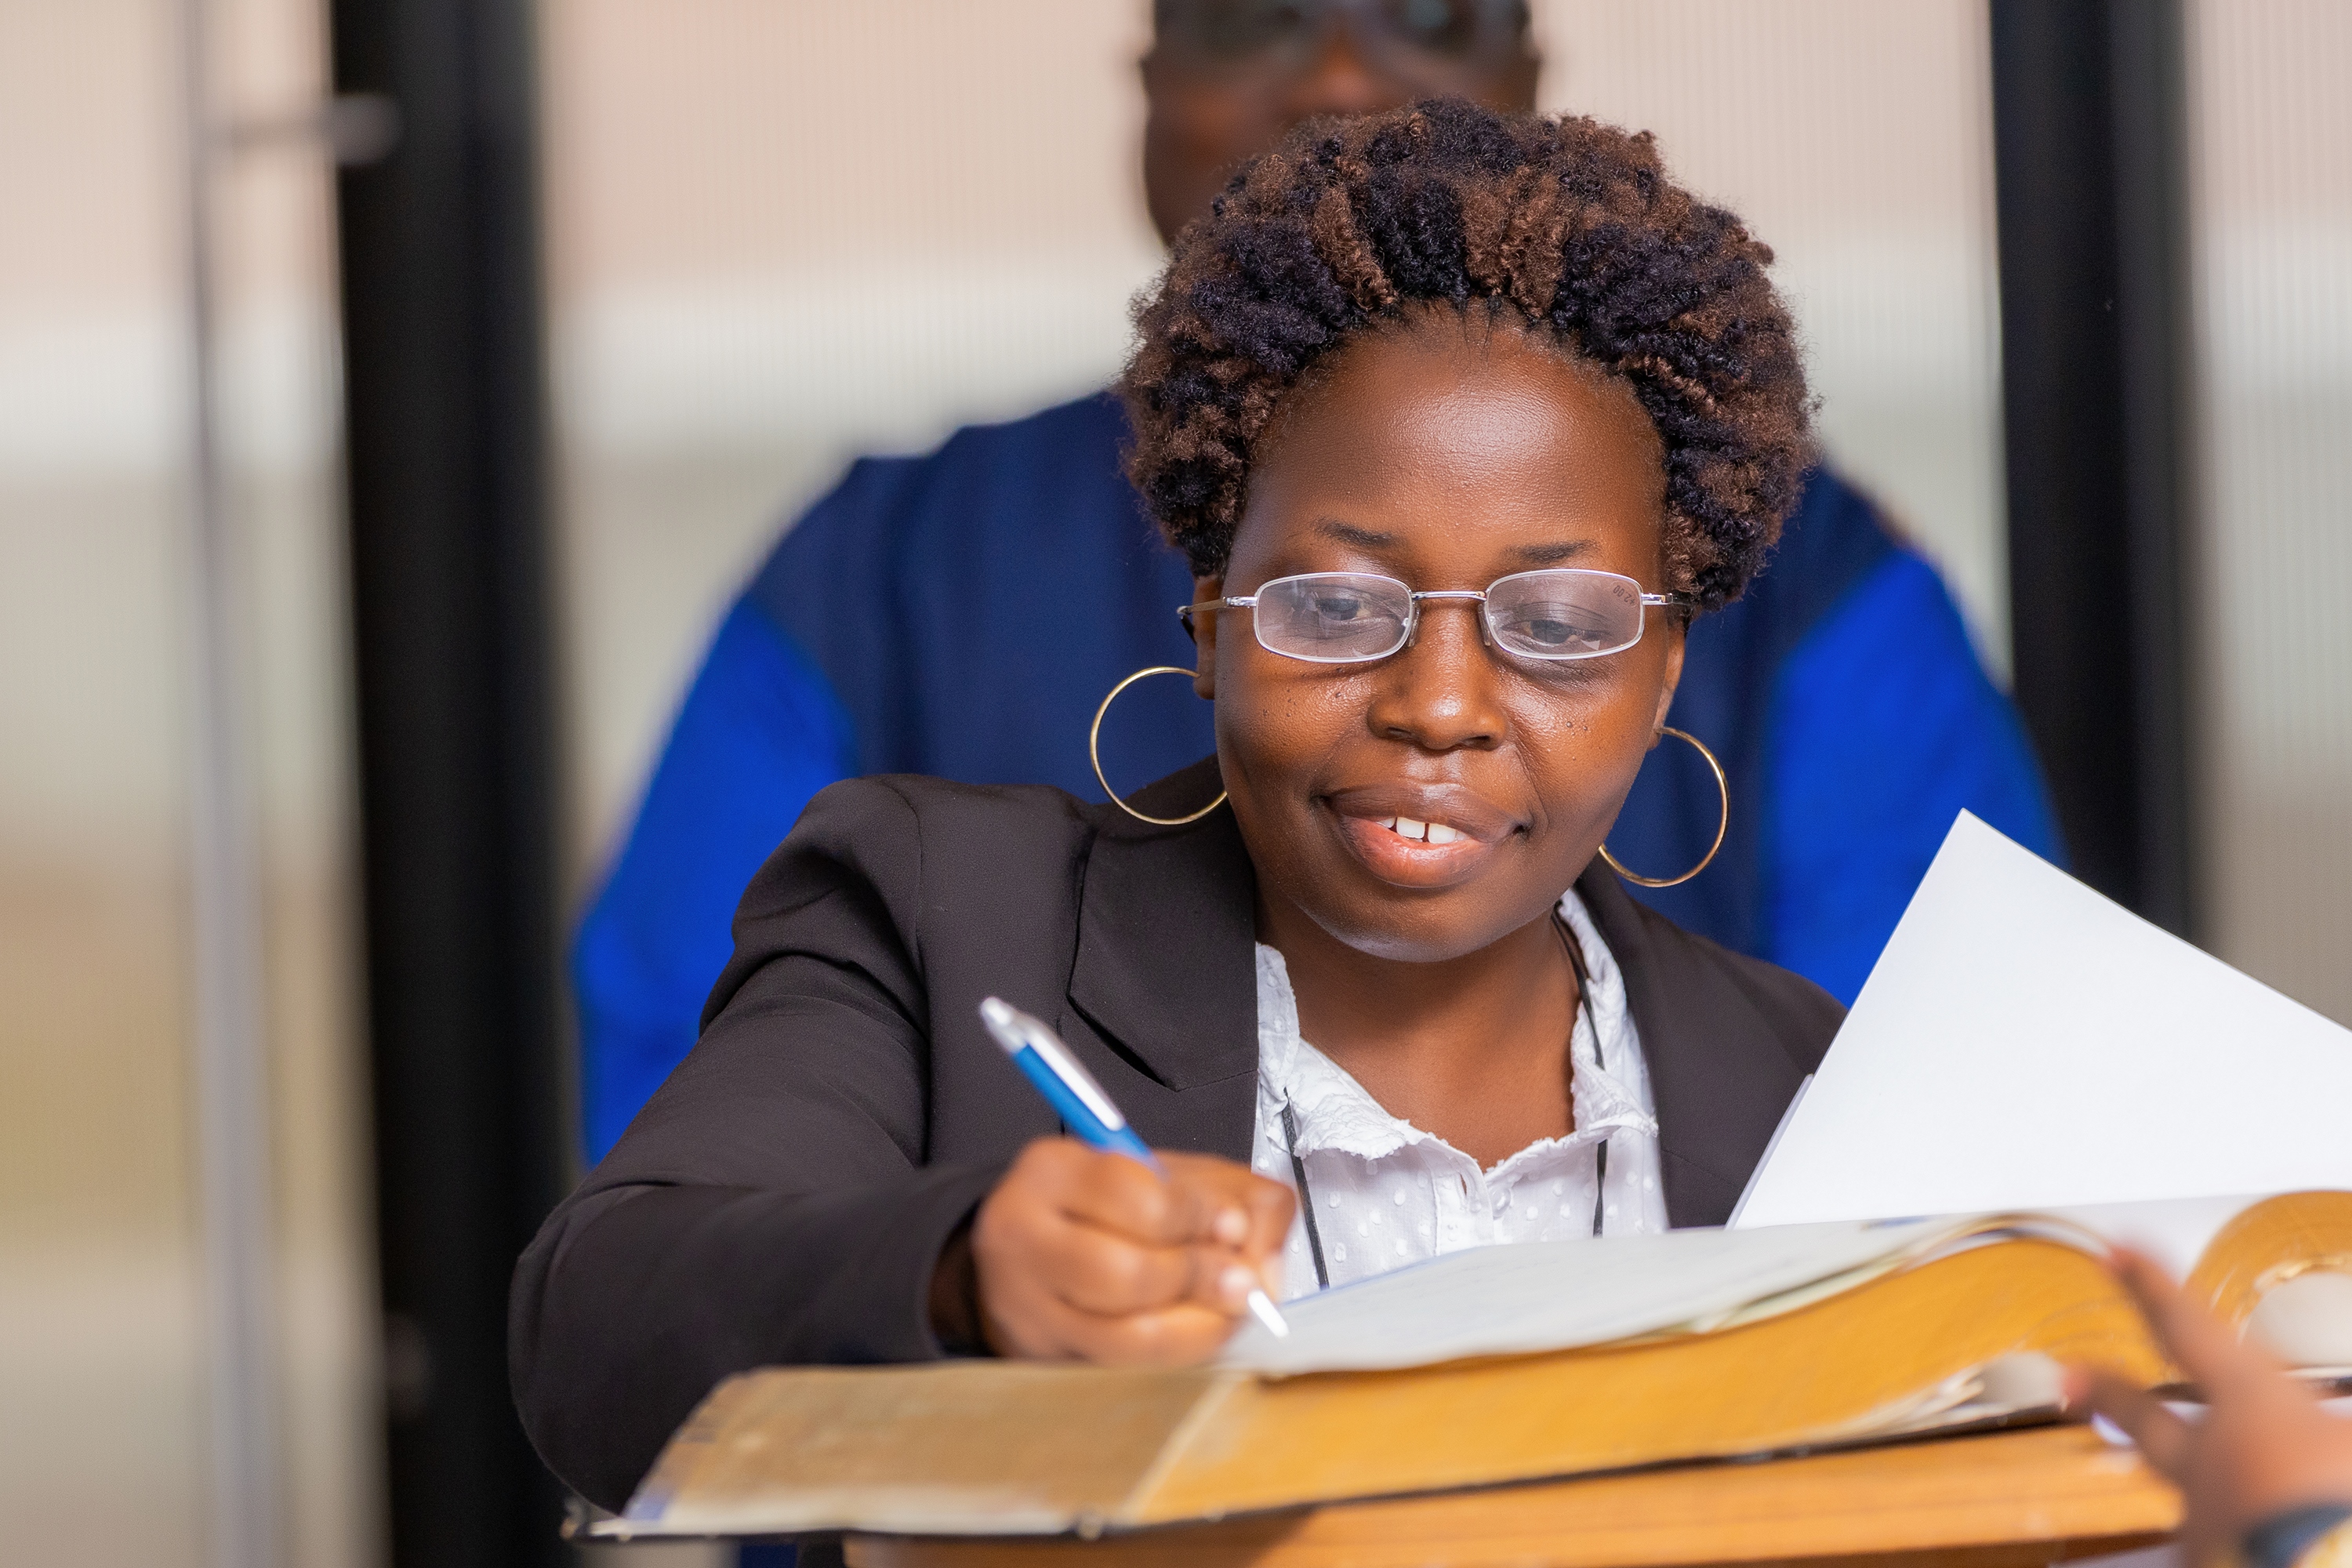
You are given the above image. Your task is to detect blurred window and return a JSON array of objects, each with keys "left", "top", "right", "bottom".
[
  {"left": 2188, "top": 0, "right": 2352, "bottom": 1025},
  {"left": 0, "top": 0, "right": 373, "bottom": 1563}
]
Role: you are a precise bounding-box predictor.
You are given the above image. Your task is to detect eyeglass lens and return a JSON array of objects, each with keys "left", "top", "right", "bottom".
[
  {"left": 1250, "top": 571, "right": 1650, "bottom": 663},
  {"left": 1255, "top": 573, "right": 1415, "bottom": 661},
  {"left": 1156, "top": 0, "right": 1526, "bottom": 66}
]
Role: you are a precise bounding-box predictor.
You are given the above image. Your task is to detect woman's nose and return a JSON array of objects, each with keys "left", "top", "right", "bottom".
[{"left": 1366, "top": 599, "right": 1508, "bottom": 752}]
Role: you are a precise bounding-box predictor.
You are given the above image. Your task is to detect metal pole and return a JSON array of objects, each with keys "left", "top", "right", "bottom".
[
  {"left": 328, "top": 1, "right": 572, "bottom": 1559},
  {"left": 1989, "top": 0, "right": 2198, "bottom": 934},
  {"left": 178, "top": 0, "right": 282, "bottom": 1561}
]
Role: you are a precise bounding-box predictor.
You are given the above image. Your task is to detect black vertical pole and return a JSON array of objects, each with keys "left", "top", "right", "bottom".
[
  {"left": 328, "top": 2, "right": 572, "bottom": 1564},
  {"left": 1990, "top": 0, "right": 2198, "bottom": 935}
]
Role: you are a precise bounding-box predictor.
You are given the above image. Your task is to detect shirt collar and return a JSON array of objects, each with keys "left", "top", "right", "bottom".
[{"left": 1258, "top": 891, "right": 1659, "bottom": 1178}]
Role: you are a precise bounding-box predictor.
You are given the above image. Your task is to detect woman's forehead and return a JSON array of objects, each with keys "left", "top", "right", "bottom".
[{"left": 1234, "top": 325, "right": 1666, "bottom": 576}]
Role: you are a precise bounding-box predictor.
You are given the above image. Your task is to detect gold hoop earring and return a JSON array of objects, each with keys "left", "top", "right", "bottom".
[
  {"left": 1090, "top": 666, "right": 1227, "bottom": 827},
  {"left": 1598, "top": 726, "right": 1728, "bottom": 888}
]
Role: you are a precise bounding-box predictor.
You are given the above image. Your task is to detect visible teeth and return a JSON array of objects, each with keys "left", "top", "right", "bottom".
[{"left": 1372, "top": 815, "right": 1463, "bottom": 844}]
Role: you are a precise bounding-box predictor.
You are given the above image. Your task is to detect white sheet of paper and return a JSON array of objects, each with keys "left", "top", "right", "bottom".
[{"left": 1736, "top": 812, "right": 2352, "bottom": 1229}]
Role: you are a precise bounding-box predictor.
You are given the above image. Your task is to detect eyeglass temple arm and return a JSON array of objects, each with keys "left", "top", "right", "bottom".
[{"left": 1174, "top": 595, "right": 1255, "bottom": 629}]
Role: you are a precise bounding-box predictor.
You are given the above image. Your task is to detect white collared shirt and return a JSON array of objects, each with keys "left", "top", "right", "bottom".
[{"left": 1250, "top": 890, "right": 1668, "bottom": 1300}]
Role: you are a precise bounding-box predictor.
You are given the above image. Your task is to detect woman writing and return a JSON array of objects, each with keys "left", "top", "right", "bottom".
[{"left": 514, "top": 99, "right": 1835, "bottom": 1512}]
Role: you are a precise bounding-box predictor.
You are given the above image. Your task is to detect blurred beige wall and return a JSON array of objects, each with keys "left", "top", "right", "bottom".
[{"left": 0, "top": 0, "right": 378, "bottom": 1563}]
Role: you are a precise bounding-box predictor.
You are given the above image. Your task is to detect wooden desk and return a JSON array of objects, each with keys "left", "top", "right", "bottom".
[{"left": 846, "top": 1425, "right": 2178, "bottom": 1568}]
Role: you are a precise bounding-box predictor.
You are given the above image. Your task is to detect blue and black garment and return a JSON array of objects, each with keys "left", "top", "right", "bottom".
[{"left": 572, "top": 391, "right": 2060, "bottom": 1161}]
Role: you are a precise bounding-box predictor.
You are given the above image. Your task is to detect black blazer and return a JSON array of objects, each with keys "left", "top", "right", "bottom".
[{"left": 510, "top": 760, "right": 1842, "bottom": 1511}]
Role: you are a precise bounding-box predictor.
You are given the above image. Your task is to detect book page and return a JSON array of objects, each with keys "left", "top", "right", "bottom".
[
  {"left": 1737, "top": 814, "right": 2352, "bottom": 1229},
  {"left": 1220, "top": 1215, "right": 1963, "bottom": 1374}
]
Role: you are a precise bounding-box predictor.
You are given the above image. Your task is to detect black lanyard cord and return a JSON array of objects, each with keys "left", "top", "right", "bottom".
[
  {"left": 1279, "top": 1100, "right": 1331, "bottom": 1290},
  {"left": 1554, "top": 913, "right": 1609, "bottom": 1238},
  {"left": 1281, "top": 907, "right": 1606, "bottom": 1290}
]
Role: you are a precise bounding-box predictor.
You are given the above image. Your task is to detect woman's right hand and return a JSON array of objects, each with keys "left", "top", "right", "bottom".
[{"left": 961, "top": 1138, "right": 1294, "bottom": 1364}]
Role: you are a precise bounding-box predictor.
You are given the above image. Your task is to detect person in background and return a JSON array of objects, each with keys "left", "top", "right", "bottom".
[
  {"left": 2072, "top": 1250, "right": 2352, "bottom": 1568},
  {"left": 570, "top": 0, "right": 2060, "bottom": 1161}
]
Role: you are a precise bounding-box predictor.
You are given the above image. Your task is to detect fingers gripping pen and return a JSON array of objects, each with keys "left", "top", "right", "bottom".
[{"left": 978, "top": 996, "right": 1290, "bottom": 1338}]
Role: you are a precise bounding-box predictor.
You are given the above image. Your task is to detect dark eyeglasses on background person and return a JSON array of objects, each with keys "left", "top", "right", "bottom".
[{"left": 1154, "top": 0, "right": 1533, "bottom": 72}]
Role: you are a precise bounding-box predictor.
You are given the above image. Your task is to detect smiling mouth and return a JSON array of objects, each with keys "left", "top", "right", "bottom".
[
  {"left": 1329, "top": 804, "right": 1498, "bottom": 889},
  {"left": 1320, "top": 786, "right": 1518, "bottom": 887},
  {"left": 1370, "top": 814, "right": 1470, "bottom": 846}
]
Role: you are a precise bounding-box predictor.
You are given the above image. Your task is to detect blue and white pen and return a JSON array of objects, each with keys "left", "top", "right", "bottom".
[{"left": 978, "top": 996, "right": 1289, "bottom": 1338}]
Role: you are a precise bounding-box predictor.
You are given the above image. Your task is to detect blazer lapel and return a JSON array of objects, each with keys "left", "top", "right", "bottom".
[
  {"left": 1063, "top": 759, "right": 1260, "bottom": 1163},
  {"left": 1577, "top": 862, "right": 1811, "bottom": 1228}
]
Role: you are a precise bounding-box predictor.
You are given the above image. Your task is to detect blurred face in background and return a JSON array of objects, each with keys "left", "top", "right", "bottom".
[{"left": 1142, "top": 0, "right": 1543, "bottom": 243}]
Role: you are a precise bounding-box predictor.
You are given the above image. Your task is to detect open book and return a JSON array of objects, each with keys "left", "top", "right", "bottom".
[{"left": 598, "top": 1189, "right": 2352, "bottom": 1542}]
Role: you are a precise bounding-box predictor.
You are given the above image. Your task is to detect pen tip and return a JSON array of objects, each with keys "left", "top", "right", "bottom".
[{"left": 1247, "top": 1289, "right": 1290, "bottom": 1338}]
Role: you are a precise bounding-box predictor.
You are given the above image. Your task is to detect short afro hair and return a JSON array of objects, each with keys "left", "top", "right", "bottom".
[{"left": 1120, "top": 99, "right": 1813, "bottom": 612}]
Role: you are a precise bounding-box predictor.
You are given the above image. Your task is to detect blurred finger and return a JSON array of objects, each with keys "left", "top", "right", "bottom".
[
  {"left": 1162, "top": 1161, "right": 1308, "bottom": 1260},
  {"left": 1048, "top": 1151, "right": 1247, "bottom": 1249},
  {"left": 1158, "top": 1151, "right": 1293, "bottom": 1246},
  {"left": 1034, "top": 1145, "right": 1180, "bottom": 1230},
  {"left": 1030, "top": 1218, "right": 1258, "bottom": 1318},
  {"left": 2109, "top": 1246, "right": 2279, "bottom": 1398},
  {"left": 1028, "top": 1221, "right": 1196, "bottom": 1314},
  {"left": 2075, "top": 1363, "right": 2194, "bottom": 1480}
]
